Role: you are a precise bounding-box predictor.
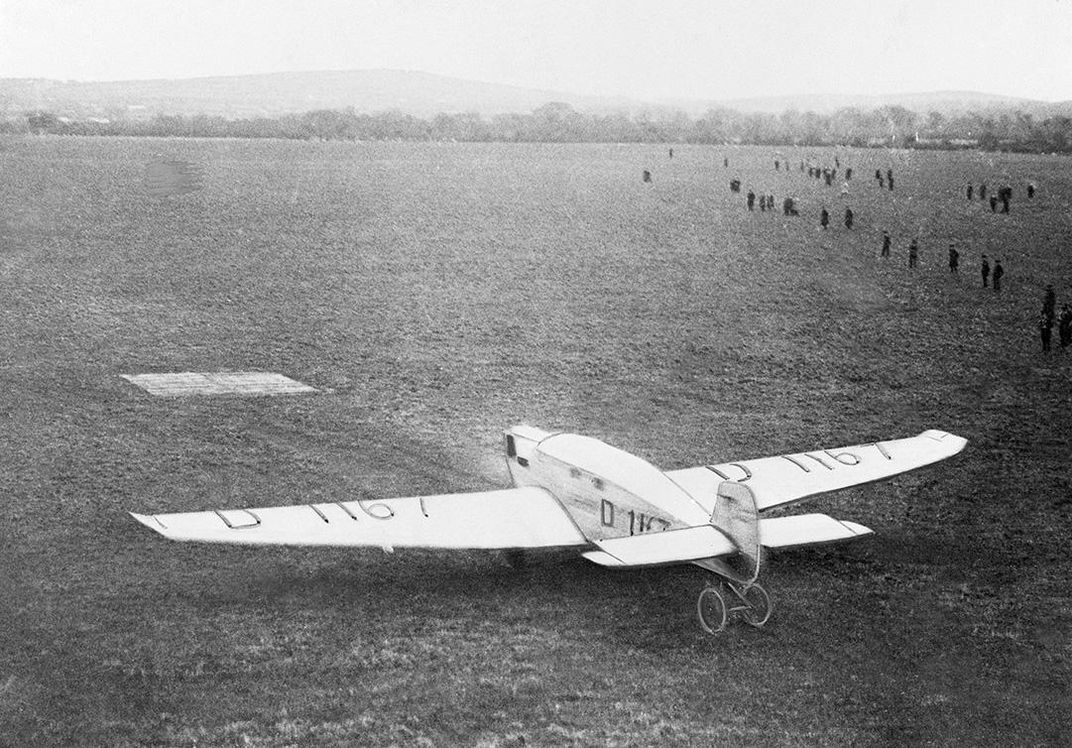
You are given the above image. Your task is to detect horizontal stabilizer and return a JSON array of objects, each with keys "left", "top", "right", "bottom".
[
  {"left": 582, "top": 525, "right": 736, "bottom": 568},
  {"left": 759, "top": 514, "right": 872, "bottom": 549}
]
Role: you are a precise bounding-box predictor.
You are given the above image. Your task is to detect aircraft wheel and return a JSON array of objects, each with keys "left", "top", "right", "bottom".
[
  {"left": 697, "top": 585, "right": 728, "bottom": 635},
  {"left": 739, "top": 583, "right": 772, "bottom": 628}
]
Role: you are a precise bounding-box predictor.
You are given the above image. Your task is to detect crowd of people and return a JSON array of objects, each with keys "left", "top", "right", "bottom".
[{"left": 716, "top": 152, "right": 1059, "bottom": 353}]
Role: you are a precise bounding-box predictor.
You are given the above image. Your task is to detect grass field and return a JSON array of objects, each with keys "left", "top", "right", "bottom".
[{"left": 1, "top": 136, "right": 1071, "bottom": 746}]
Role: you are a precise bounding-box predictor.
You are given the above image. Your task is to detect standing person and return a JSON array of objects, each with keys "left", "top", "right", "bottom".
[
  {"left": 881, "top": 231, "right": 891, "bottom": 257},
  {"left": 724, "top": 156, "right": 729, "bottom": 168},
  {"left": 846, "top": 167, "right": 853, "bottom": 180},
  {"left": 887, "top": 169, "right": 894, "bottom": 190},
  {"left": 1028, "top": 183, "right": 1036, "bottom": 198},
  {"left": 980, "top": 183, "right": 987, "bottom": 200},
  {"left": 989, "top": 196, "right": 998, "bottom": 212},
  {"left": 908, "top": 238, "right": 919, "bottom": 268},
  {"left": 1059, "top": 305, "right": 1072, "bottom": 347},
  {"left": 669, "top": 147, "right": 674, "bottom": 158},
  {"left": 981, "top": 255, "right": 990, "bottom": 287},
  {"left": 844, "top": 207, "right": 854, "bottom": 229},
  {"left": 747, "top": 190, "right": 755, "bottom": 210},
  {"left": 948, "top": 244, "right": 959, "bottom": 273},
  {"left": 1043, "top": 285, "right": 1056, "bottom": 320},
  {"left": 774, "top": 159, "right": 780, "bottom": 170},
  {"left": 820, "top": 207, "right": 829, "bottom": 229},
  {"left": 992, "top": 260, "right": 1004, "bottom": 291},
  {"left": 967, "top": 184, "right": 974, "bottom": 200},
  {"left": 1039, "top": 312, "right": 1054, "bottom": 352}
]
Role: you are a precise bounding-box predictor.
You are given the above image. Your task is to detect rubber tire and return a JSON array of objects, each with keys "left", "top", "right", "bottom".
[
  {"left": 697, "top": 585, "right": 728, "bottom": 635},
  {"left": 739, "top": 583, "right": 772, "bottom": 628}
]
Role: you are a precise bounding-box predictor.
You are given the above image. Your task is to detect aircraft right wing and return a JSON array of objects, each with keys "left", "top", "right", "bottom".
[
  {"left": 131, "top": 487, "right": 589, "bottom": 551},
  {"left": 666, "top": 430, "right": 967, "bottom": 512}
]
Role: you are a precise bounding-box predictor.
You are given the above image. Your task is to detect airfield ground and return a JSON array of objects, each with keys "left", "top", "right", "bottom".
[{"left": 1, "top": 137, "right": 1071, "bottom": 746}]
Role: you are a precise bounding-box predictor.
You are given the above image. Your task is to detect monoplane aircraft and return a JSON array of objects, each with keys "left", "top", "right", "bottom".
[{"left": 132, "top": 425, "right": 966, "bottom": 634}]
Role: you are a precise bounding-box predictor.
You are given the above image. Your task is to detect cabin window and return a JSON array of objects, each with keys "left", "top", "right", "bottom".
[
  {"left": 570, "top": 468, "right": 581, "bottom": 479},
  {"left": 593, "top": 478, "right": 604, "bottom": 491},
  {"left": 506, "top": 435, "right": 517, "bottom": 458}
]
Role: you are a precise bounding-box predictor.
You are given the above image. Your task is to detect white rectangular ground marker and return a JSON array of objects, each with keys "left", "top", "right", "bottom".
[{"left": 122, "top": 372, "right": 317, "bottom": 397}]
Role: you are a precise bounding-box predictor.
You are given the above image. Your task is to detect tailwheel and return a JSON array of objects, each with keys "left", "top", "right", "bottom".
[
  {"left": 696, "top": 584, "right": 728, "bottom": 635},
  {"left": 735, "top": 583, "right": 772, "bottom": 628}
]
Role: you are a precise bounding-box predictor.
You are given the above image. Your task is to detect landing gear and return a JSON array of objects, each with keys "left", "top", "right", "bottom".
[
  {"left": 697, "top": 584, "right": 728, "bottom": 634},
  {"left": 696, "top": 580, "right": 772, "bottom": 634}
]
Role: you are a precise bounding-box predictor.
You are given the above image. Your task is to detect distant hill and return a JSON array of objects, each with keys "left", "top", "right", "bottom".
[
  {"left": 0, "top": 69, "right": 642, "bottom": 119},
  {"left": 0, "top": 69, "right": 1067, "bottom": 120}
]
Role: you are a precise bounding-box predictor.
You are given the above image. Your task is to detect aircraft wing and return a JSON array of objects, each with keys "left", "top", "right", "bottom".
[
  {"left": 666, "top": 430, "right": 967, "bottom": 511},
  {"left": 131, "top": 487, "right": 588, "bottom": 551}
]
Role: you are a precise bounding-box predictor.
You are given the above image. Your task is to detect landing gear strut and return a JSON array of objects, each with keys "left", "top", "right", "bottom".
[{"left": 696, "top": 579, "right": 772, "bottom": 634}]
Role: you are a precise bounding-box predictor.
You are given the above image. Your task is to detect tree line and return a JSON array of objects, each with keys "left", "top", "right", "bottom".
[{"left": 8, "top": 101, "right": 1072, "bottom": 152}]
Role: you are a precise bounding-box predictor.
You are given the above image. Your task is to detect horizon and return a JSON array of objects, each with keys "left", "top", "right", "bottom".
[
  {"left": 0, "top": 66, "right": 1047, "bottom": 104},
  {"left": 1, "top": 1, "right": 1070, "bottom": 103}
]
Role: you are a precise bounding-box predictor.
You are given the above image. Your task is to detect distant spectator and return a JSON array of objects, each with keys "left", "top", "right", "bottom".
[
  {"left": 980, "top": 183, "right": 987, "bottom": 200},
  {"left": 820, "top": 207, "right": 829, "bottom": 229},
  {"left": 1043, "top": 285, "right": 1056, "bottom": 321},
  {"left": 642, "top": 170, "right": 652, "bottom": 183},
  {"left": 1027, "top": 183, "right": 1036, "bottom": 198},
  {"left": 846, "top": 167, "right": 853, "bottom": 180},
  {"left": 669, "top": 148, "right": 673, "bottom": 158},
  {"left": 783, "top": 196, "right": 797, "bottom": 216},
  {"left": 967, "top": 184, "right": 974, "bottom": 200},
  {"left": 981, "top": 255, "right": 990, "bottom": 287},
  {"left": 989, "top": 196, "right": 998, "bottom": 212},
  {"left": 759, "top": 193, "right": 767, "bottom": 212},
  {"left": 1059, "top": 305, "right": 1072, "bottom": 347},
  {"left": 730, "top": 179, "right": 741, "bottom": 192},
  {"left": 747, "top": 190, "right": 756, "bottom": 210},
  {"left": 948, "top": 244, "right": 959, "bottom": 273},
  {"left": 724, "top": 156, "right": 729, "bottom": 167},
  {"left": 774, "top": 159, "right": 780, "bottom": 170},
  {"left": 908, "top": 238, "right": 919, "bottom": 268},
  {"left": 993, "top": 259, "right": 1004, "bottom": 291},
  {"left": 844, "top": 207, "right": 854, "bottom": 229},
  {"left": 881, "top": 231, "right": 891, "bottom": 258},
  {"left": 887, "top": 170, "right": 894, "bottom": 191},
  {"left": 767, "top": 194, "right": 774, "bottom": 210},
  {"left": 1039, "top": 312, "right": 1054, "bottom": 352}
]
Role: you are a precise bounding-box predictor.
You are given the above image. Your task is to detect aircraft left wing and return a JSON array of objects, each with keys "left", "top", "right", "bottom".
[
  {"left": 666, "top": 430, "right": 967, "bottom": 511},
  {"left": 131, "top": 487, "right": 588, "bottom": 551}
]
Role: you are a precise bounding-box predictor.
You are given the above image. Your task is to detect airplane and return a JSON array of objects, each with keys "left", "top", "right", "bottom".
[{"left": 131, "top": 425, "right": 967, "bottom": 634}]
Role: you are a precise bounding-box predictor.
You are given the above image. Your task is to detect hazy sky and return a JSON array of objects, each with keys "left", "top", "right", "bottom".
[{"left": 2, "top": 0, "right": 1070, "bottom": 102}]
